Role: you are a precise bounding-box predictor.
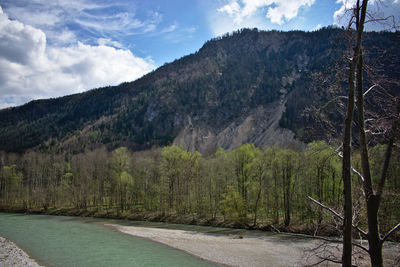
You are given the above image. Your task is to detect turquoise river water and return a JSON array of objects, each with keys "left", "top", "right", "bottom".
[{"left": 0, "top": 213, "right": 216, "bottom": 267}]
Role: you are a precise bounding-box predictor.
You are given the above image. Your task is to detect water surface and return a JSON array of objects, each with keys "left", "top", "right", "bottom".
[{"left": 0, "top": 213, "right": 215, "bottom": 267}]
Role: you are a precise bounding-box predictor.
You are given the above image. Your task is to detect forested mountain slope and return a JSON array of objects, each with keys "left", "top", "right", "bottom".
[{"left": 0, "top": 28, "right": 399, "bottom": 153}]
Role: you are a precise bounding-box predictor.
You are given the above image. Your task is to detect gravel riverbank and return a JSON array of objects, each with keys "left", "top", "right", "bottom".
[
  {"left": 0, "top": 236, "right": 41, "bottom": 267},
  {"left": 114, "top": 225, "right": 400, "bottom": 267},
  {"left": 114, "top": 225, "right": 324, "bottom": 266}
]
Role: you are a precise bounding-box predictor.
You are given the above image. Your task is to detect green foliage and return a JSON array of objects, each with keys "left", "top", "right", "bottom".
[
  {"left": 0, "top": 142, "right": 399, "bottom": 234},
  {"left": 220, "top": 186, "right": 247, "bottom": 223},
  {"left": 111, "top": 147, "right": 131, "bottom": 177},
  {"left": 0, "top": 164, "right": 23, "bottom": 205}
]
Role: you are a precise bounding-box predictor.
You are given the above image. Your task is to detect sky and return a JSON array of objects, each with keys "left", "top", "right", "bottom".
[{"left": 0, "top": 0, "right": 399, "bottom": 109}]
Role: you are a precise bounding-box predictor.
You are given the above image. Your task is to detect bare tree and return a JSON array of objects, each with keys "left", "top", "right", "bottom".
[
  {"left": 340, "top": 1, "right": 369, "bottom": 265},
  {"left": 345, "top": 0, "right": 400, "bottom": 266},
  {"left": 308, "top": 1, "right": 400, "bottom": 266}
]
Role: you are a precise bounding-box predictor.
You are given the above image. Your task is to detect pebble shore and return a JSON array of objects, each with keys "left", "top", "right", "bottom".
[
  {"left": 0, "top": 236, "right": 41, "bottom": 267},
  {"left": 114, "top": 225, "right": 320, "bottom": 266},
  {"left": 114, "top": 225, "right": 400, "bottom": 267}
]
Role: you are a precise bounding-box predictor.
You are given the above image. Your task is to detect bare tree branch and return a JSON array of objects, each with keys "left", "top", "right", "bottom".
[
  {"left": 365, "top": 15, "right": 396, "bottom": 24},
  {"left": 382, "top": 222, "right": 400, "bottom": 243},
  {"left": 308, "top": 196, "right": 368, "bottom": 237},
  {"left": 365, "top": 130, "right": 385, "bottom": 135},
  {"left": 363, "top": 83, "right": 394, "bottom": 99},
  {"left": 269, "top": 224, "right": 280, "bottom": 233},
  {"left": 363, "top": 84, "right": 380, "bottom": 97},
  {"left": 318, "top": 96, "right": 348, "bottom": 112},
  {"left": 335, "top": 149, "right": 365, "bottom": 183},
  {"left": 308, "top": 256, "right": 346, "bottom": 267},
  {"left": 308, "top": 196, "right": 344, "bottom": 219},
  {"left": 277, "top": 228, "right": 370, "bottom": 254},
  {"left": 376, "top": 99, "right": 399, "bottom": 201}
]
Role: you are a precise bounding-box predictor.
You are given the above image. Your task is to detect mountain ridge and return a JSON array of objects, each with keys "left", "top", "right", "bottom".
[{"left": 0, "top": 27, "right": 399, "bottom": 153}]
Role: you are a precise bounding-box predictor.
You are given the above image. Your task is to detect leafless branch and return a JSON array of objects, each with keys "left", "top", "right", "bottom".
[
  {"left": 365, "top": 15, "right": 396, "bottom": 24},
  {"left": 269, "top": 224, "right": 280, "bottom": 233},
  {"left": 363, "top": 84, "right": 379, "bottom": 97},
  {"left": 306, "top": 256, "right": 347, "bottom": 267},
  {"left": 376, "top": 99, "right": 399, "bottom": 199},
  {"left": 304, "top": 242, "right": 362, "bottom": 267},
  {"left": 314, "top": 235, "right": 369, "bottom": 254},
  {"left": 334, "top": 143, "right": 343, "bottom": 154},
  {"left": 305, "top": 257, "right": 331, "bottom": 267},
  {"left": 308, "top": 196, "right": 344, "bottom": 219},
  {"left": 289, "top": 230, "right": 370, "bottom": 254},
  {"left": 365, "top": 130, "right": 385, "bottom": 135},
  {"left": 308, "top": 196, "right": 368, "bottom": 237},
  {"left": 363, "top": 84, "right": 394, "bottom": 99},
  {"left": 318, "top": 96, "right": 348, "bottom": 114},
  {"left": 351, "top": 164, "right": 365, "bottom": 183},
  {"left": 382, "top": 222, "right": 400, "bottom": 242},
  {"left": 335, "top": 149, "right": 365, "bottom": 183}
]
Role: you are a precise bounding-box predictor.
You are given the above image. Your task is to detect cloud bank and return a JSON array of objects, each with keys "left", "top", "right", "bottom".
[
  {"left": 211, "top": 0, "right": 315, "bottom": 36},
  {"left": 1, "top": 0, "right": 163, "bottom": 46},
  {"left": 0, "top": 6, "right": 155, "bottom": 109}
]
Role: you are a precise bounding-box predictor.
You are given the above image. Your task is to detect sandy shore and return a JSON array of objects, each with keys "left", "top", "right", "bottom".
[
  {"left": 0, "top": 236, "right": 41, "bottom": 267},
  {"left": 114, "top": 225, "right": 400, "bottom": 267}
]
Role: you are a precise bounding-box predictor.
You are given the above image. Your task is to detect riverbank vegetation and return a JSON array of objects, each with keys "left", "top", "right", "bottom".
[{"left": 1, "top": 142, "right": 399, "bottom": 239}]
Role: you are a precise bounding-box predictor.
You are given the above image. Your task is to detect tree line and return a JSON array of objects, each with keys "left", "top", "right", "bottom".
[{"left": 1, "top": 142, "right": 399, "bottom": 234}]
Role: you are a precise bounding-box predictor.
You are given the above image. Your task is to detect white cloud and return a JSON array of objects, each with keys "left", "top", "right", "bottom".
[
  {"left": 266, "top": 0, "right": 315, "bottom": 25},
  {"left": 217, "top": 0, "right": 315, "bottom": 25},
  {"left": 217, "top": 1, "right": 241, "bottom": 18},
  {"left": 0, "top": 6, "right": 155, "bottom": 109},
  {"left": 0, "top": 8, "right": 46, "bottom": 66},
  {"left": 333, "top": 0, "right": 357, "bottom": 27},
  {"left": 161, "top": 23, "right": 178, "bottom": 33},
  {"left": 97, "top": 38, "right": 124, "bottom": 49},
  {"left": 334, "top": 0, "right": 400, "bottom": 30},
  {"left": 1, "top": 0, "right": 163, "bottom": 46},
  {"left": 3, "top": 6, "right": 63, "bottom": 27}
]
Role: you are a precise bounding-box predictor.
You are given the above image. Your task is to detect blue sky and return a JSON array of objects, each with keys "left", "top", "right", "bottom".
[{"left": 0, "top": 0, "right": 399, "bottom": 108}]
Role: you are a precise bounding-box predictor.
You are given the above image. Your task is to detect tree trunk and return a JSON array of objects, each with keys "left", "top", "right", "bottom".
[
  {"left": 253, "top": 184, "right": 262, "bottom": 227},
  {"left": 352, "top": 0, "right": 387, "bottom": 265},
  {"left": 366, "top": 196, "right": 383, "bottom": 267},
  {"left": 341, "top": 1, "right": 369, "bottom": 265},
  {"left": 342, "top": 41, "right": 356, "bottom": 267}
]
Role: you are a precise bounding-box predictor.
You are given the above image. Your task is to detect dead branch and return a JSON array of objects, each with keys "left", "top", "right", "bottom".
[
  {"left": 306, "top": 256, "right": 347, "bottom": 267},
  {"left": 304, "top": 241, "right": 361, "bottom": 267},
  {"left": 377, "top": 98, "right": 399, "bottom": 199},
  {"left": 318, "top": 96, "right": 348, "bottom": 113},
  {"left": 363, "top": 84, "right": 394, "bottom": 99},
  {"left": 365, "top": 15, "right": 396, "bottom": 25},
  {"left": 308, "top": 196, "right": 344, "bottom": 220},
  {"left": 382, "top": 222, "right": 400, "bottom": 242},
  {"left": 269, "top": 224, "right": 280, "bottom": 233},
  {"left": 308, "top": 196, "right": 368, "bottom": 238},
  {"left": 335, "top": 149, "right": 365, "bottom": 183}
]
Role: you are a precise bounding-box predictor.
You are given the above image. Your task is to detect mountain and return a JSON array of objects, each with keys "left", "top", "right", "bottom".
[{"left": 0, "top": 28, "right": 399, "bottom": 154}]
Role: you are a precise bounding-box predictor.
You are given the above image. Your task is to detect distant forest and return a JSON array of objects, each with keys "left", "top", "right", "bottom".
[{"left": 1, "top": 142, "right": 399, "bottom": 239}]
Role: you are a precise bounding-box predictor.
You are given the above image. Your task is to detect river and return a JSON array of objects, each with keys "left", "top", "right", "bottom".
[
  {"left": 1, "top": 213, "right": 399, "bottom": 266},
  {"left": 0, "top": 213, "right": 215, "bottom": 267}
]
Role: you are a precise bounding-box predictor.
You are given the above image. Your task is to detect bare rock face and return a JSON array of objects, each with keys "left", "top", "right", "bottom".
[{"left": 174, "top": 99, "right": 304, "bottom": 154}]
